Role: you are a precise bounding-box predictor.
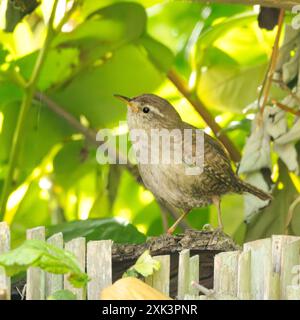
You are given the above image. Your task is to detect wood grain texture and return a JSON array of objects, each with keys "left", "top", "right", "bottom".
[
  {"left": 244, "top": 238, "right": 272, "bottom": 300},
  {"left": 145, "top": 255, "right": 170, "bottom": 296},
  {"left": 64, "top": 237, "right": 86, "bottom": 300},
  {"left": 45, "top": 233, "right": 64, "bottom": 297},
  {"left": 177, "top": 249, "right": 190, "bottom": 299},
  {"left": 0, "top": 222, "right": 10, "bottom": 300},
  {"left": 214, "top": 251, "right": 240, "bottom": 297},
  {"left": 87, "top": 240, "right": 112, "bottom": 300},
  {"left": 26, "top": 227, "right": 45, "bottom": 300},
  {"left": 281, "top": 239, "right": 300, "bottom": 299}
]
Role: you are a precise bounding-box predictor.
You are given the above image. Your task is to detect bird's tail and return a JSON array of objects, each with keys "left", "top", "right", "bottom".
[{"left": 236, "top": 179, "right": 273, "bottom": 201}]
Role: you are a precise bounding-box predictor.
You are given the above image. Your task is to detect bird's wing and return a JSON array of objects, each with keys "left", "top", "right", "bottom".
[{"left": 182, "top": 122, "right": 237, "bottom": 188}]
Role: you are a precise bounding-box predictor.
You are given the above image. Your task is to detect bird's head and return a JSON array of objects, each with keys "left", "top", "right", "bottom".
[{"left": 114, "top": 94, "right": 182, "bottom": 129}]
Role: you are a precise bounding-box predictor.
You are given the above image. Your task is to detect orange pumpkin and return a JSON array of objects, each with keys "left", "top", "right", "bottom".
[{"left": 101, "top": 277, "right": 172, "bottom": 300}]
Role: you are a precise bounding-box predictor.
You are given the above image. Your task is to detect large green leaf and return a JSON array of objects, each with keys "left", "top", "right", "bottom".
[
  {"left": 53, "top": 140, "right": 97, "bottom": 190},
  {"left": 196, "top": 47, "right": 267, "bottom": 112},
  {"left": 139, "top": 34, "right": 174, "bottom": 73},
  {"left": 0, "top": 239, "right": 88, "bottom": 288},
  {"left": 53, "top": 2, "right": 147, "bottom": 66},
  {"left": 47, "top": 218, "right": 146, "bottom": 244},
  {"left": 51, "top": 44, "right": 165, "bottom": 128},
  {"left": 193, "top": 13, "right": 274, "bottom": 112}
]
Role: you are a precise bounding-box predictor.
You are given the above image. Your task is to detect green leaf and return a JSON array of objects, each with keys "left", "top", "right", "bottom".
[
  {"left": 139, "top": 34, "right": 174, "bottom": 73},
  {"left": 53, "top": 140, "right": 97, "bottom": 190},
  {"left": 123, "top": 250, "right": 160, "bottom": 278},
  {"left": 17, "top": 48, "right": 80, "bottom": 91},
  {"left": 196, "top": 47, "right": 268, "bottom": 113},
  {"left": 47, "top": 218, "right": 146, "bottom": 244},
  {"left": 0, "top": 239, "right": 89, "bottom": 288},
  {"left": 0, "top": 99, "right": 73, "bottom": 187},
  {"left": 53, "top": 2, "right": 147, "bottom": 64},
  {"left": 47, "top": 289, "right": 77, "bottom": 300},
  {"left": 51, "top": 44, "right": 165, "bottom": 128}
]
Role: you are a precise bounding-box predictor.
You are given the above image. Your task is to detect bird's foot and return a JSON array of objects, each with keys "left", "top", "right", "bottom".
[{"left": 167, "top": 226, "right": 175, "bottom": 235}]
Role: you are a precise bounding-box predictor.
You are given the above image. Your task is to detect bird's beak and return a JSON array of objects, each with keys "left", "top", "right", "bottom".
[{"left": 114, "top": 94, "right": 139, "bottom": 113}]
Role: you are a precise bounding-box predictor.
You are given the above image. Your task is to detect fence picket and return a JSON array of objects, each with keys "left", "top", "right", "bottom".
[
  {"left": 177, "top": 249, "right": 190, "bottom": 300},
  {"left": 26, "top": 226, "right": 46, "bottom": 300},
  {"left": 87, "top": 240, "right": 112, "bottom": 300},
  {"left": 237, "top": 250, "right": 251, "bottom": 300},
  {"left": 189, "top": 255, "right": 199, "bottom": 296},
  {"left": 0, "top": 222, "right": 10, "bottom": 300},
  {"left": 64, "top": 237, "right": 86, "bottom": 300},
  {"left": 281, "top": 239, "right": 300, "bottom": 299},
  {"left": 244, "top": 238, "right": 272, "bottom": 300},
  {"left": 145, "top": 255, "right": 170, "bottom": 296},
  {"left": 214, "top": 251, "right": 239, "bottom": 298},
  {"left": 45, "top": 233, "right": 64, "bottom": 297}
]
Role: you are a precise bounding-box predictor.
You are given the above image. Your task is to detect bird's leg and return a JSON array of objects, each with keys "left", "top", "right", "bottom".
[
  {"left": 212, "top": 195, "right": 223, "bottom": 230},
  {"left": 167, "top": 210, "right": 188, "bottom": 234},
  {"left": 208, "top": 196, "right": 224, "bottom": 245}
]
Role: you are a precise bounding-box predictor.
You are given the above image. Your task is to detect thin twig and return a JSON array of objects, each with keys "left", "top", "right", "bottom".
[
  {"left": 191, "top": 281, "right": 214, "bottom": 296},
  {"left": 259, "top": 9, "right": 285, "bottom": 116},
  {"left": 272, "top": 100, "right": 300, "bottom": 116},
  {"left": 167, "top": 69, "right": 241, "bottom": 162}
]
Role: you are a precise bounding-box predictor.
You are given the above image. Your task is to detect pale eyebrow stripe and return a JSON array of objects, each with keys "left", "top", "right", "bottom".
[{"left": 147, "top": 105, "right": 165, "bottom": 118}]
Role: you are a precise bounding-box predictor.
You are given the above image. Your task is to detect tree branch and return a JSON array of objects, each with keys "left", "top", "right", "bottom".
[
  {"left": 167, "top": 69, "right": 241, "bottom": 162},
  {"left": 189, "top": 0, "right": 300, "bottom": 9}
]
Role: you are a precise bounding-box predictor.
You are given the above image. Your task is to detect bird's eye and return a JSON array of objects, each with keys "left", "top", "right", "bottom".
[{"left": 143, "top": 106, "right": 150, "bottom": 114}]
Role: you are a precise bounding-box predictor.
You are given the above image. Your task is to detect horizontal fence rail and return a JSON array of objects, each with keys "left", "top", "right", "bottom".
[{"left": 0, "top": 223, "right": 300, "bottom": 300}]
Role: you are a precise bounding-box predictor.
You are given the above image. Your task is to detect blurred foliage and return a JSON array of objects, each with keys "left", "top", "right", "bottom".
[{"left": 0, "top": 0, "right": 299, "bottom": 247}]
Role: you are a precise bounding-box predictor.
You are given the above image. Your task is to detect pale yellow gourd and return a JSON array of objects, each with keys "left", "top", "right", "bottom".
[{"left": 101, "top": 277, "right": 172, "bottom": 300}]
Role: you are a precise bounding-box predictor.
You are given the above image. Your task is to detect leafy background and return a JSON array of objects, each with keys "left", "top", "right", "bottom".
[{"left": 0, "top": 0, "right": 299, "bottom": 248}]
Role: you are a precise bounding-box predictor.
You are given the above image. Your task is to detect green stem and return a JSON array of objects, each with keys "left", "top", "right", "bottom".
[{"left": 0, "top": 0, "right": 59, "bottom": 220}]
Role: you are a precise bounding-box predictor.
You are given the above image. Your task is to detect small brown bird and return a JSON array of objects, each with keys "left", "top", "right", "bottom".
[{"left": 115, "top": 94, "right": 272, "bottom": 234}]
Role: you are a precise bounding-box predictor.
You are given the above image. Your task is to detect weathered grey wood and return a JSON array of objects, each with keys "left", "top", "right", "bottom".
[
  {"left": 64, "top": 237, "right": 86, "bottom": 300},
  {"left": 145, "top": 255, "right": 170, "bottom": 296},
  {"left": 271, "top": 235, "right": 300, "bottom": 300},
  {"left": 237, "top": 250, "right": 251, "bottom": 300},
  {"left": 177, "top": 249, "right": 190, "bottom": 300},
  {"left": 45, "top": 233, "right": 64, "bottom": 297},
  {"left": 0, "top": 222, "right": 10, "bottom": 300},
  {"left": 26, "top": 226, "right": 45, "bottom": 300},
  {"left": 87, "top": 240, "right": 112, "bottom": 300},
  {"left": 287, "top": 285, "right": 300, "bottom": 300},
  {"left": 244, "top": 238, "right": 272, "bottom": 300},
  {"left": 214, "top": 251, "right": 239, "bottom": 297},
  {"left": 281, "top": 239, "right": 300, "bottom": 299},
  {"left": 189, "top": 255, "right": 199, "bottom": 296}
]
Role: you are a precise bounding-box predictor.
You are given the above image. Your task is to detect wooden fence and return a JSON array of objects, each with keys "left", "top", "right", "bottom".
[{"left": 0, "top": 222, "right": 300, "bottom": 300}]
